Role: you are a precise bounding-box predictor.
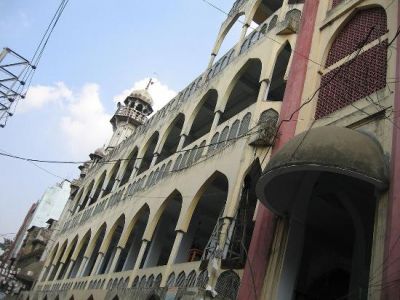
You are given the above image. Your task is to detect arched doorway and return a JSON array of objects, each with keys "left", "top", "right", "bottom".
[{"left": 256, "top": 126, "right": 388, "bottom": 299}]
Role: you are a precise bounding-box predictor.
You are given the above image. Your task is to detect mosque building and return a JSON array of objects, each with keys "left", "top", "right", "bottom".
[{"left": 23, "top": 0, "right": 400, "bottom": 299}]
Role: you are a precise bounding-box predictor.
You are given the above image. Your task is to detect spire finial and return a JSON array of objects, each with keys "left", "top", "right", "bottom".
[{"left": 146, "top": 78, "right": 154, "bottom": 90}]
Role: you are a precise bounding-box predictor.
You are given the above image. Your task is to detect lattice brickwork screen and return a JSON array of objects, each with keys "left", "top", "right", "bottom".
[{"left": 315, "top": 7, "right": 387, "bottom": 119}]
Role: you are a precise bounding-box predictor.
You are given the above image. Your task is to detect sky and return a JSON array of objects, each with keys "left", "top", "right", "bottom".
[{"left": 0, "top": 0, "right": 242, "bottom": 241}]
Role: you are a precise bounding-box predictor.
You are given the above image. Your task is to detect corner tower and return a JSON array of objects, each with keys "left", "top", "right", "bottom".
[{"left": 107, "top": 87, "right": 153, "bottom": 150}]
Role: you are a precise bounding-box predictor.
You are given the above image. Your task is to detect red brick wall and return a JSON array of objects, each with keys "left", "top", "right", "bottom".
[
  {"left": 326, "top": 7, "right": 387, "bottom": 67},
  {"left": 315, "top": 7, "right": 387, "bottom": 119}
]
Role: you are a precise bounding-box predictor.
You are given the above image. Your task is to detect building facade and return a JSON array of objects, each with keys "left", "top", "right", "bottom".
[{"left": 24, "top": 0, "right": 399, "bottom": 299}]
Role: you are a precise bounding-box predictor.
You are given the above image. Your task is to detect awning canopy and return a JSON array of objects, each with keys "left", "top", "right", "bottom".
[{"left": 256, "top": 126, "right": 389, "bottom": 216}]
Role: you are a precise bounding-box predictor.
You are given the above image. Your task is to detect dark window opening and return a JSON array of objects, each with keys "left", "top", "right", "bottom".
[{"left": 267, "top": 43, "right": 291, "bottom": 101}]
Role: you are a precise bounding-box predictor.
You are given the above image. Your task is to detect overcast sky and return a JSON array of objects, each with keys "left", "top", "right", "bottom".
[{"left": 0, "top": 0, "right": 242, "bottom": 240}]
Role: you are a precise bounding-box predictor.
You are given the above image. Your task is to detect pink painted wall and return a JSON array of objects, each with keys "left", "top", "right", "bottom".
[{"left": 237, "top": 1, "right": 320, "bottom": 298}]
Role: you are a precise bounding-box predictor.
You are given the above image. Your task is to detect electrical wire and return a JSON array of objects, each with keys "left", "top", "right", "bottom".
[
  {"left": 0, "top": 125, "right": 262, "bottom": 165},
  {"left": 1, "top": 0, "right": 70, "bottom": 126}
]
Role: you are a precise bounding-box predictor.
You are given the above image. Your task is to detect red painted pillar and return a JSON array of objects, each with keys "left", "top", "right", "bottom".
[
  {"left": 382, "top": 3, "right": 400, "bottom": 299},
  {"left": 237, "top": 1, "right": 320, "bottom": 299}
]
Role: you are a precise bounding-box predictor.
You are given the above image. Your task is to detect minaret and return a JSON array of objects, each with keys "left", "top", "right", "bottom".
[{"left": 106, "top": 80, "right": 154, "bottom": 151}]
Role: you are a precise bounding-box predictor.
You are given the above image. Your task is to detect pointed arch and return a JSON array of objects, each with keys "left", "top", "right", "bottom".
[
  {"left": 58, "top": 235, "right": 78, "bottom": 280},
  {"left": 98, "top": 214, "right": 126, "bottom": 274},
  {"left": 120, "top": 147, "right": 139, "bottom": 186},
  {"left": 175, "top": 171, "right": 229, "bottom": 263},
  {"left": 157, "top": 113, "right": 185, "bottom": 163},
  {"left": 69, "top": 230, "right": 92, "bottom": 278},
  {"left": 267, "top": 42, "right": 292, "bottom": 101},
  {"left": 138, "top": 132, "right": 159, "bottom": 174},
  {"left": 141, "top": 190, "right": 183, "bottom": 268},
  {"left": 71, "top": 189, "right": 84, "bottom": 214},
  {"left": 89, "top": 171, "right": 107, "bottom": 206},
  {"left": 220, "top": 59, "right": 262, "bottom": 123},
  {"left": 79, "top": 180, "right": 95, "bottom": 211},
  {"left": 48, "top": 240, "right": 68, "bottom": 281},
  {"left": 185, "top": 90, "right": 218, "bottom": 147},
  {"left": 103, "top": 161, "right": 121, "bottom": 196},
  {"left": 316, "top": 6, "right": 387, "bottom": 119},
  {"left": 115, "top": 204, "right": 150, "bottom": 272},
  {"left": 83, "top": 223, "right": 107, "bottom": 276}
]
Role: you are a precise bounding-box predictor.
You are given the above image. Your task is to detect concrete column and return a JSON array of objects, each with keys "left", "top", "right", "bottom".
[
  {"left": 44, "top": 264, "right": 55, "bottom": 281},
  {"left": 76, "top": 256, "right": 88, "bottom": 278},
  {"left": 109, "top": 246, "right": 123, "bottom": 273},
  {"left": 133, "top": 240, "right": 149, "bottom": 271},
  {"left": 208, "top": 217, "right": 233, "bottom": 289},
  {"left": 167, "top": 230, "right": 185, "bottom": 265},
  {"left": 257, "top": 79, "right": 270, "bottom": 102},
  {"left": 97, "top": 179, "right": 109, "bottom": 199},
  {"left": 127, "top": 239, "right": 149, "bottom": 287},
  {"left": 177, "top": 134, "right": 187, "bottom": 151},
  {"left": 54, "top": 262, "right": 64, "bottom": 280},
  {"left": 63, "top": 259, "right": 75, "bottom": 280},
  {"left": 235, "top": 23, "right": 250, "bottom": 54},
  {"left": 211, "top": 110, "right": 222, "bottom": 132},
  {"left": 207, "top": 53, "right": 217, "bottom": 69},
  {"left": 90, "top": 252, "right": 104, "bottom": 276},
  {"left": 37, "top": 265, "right": 48, "bottom": 282},
  {"left": 150, "top": 152, "right": 159, "bottom": 168}
]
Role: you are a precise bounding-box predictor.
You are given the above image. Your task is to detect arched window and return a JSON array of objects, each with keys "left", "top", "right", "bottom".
[
  {"left": 267, "top": 43, "right": 292, "bottom": 101},
  {"left": 175, "top": 173, "right": 228, "bottom": 263},
  {"left": 120, "top": 148, "right": 138, "bottom": 186},
  {"left": 89, "top": 171, "right": 106, "bottom": 206},
  {"left": 185, "top": 90, "right": 217, "bottom": 147},
  {"left": 157, "top": 114, "right": 185, "bottom": 163},
  {"left": 316, "top": 7, "right": 387, "bottom": 119},
  {"left": 141, "top": 192, "right": 182, "bottom": 268},
  {"left": 103, "top": 161, "right": 121, "bottom": 196},
  {"left": 220, "top": 59, "right": 261, "bottom": 123},
  {"left": 79, "top": 181, "right": 95, "bottom": 212},
  {"left": 98, "top": 215, "right": 125, "bottom": 274},
  {"left": 252, "top": 0, "right": 284, "bottom": 25},
  {"left": 138, "top": 132, "right": 159, "bottom": 174}
]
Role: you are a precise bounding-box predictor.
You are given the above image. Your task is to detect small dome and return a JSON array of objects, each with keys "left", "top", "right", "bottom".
[
  {"left": 95, "top": 147, "right": 106, "bottom": 156},
  {"left": 89, "top": 147, "right": 106, "bottom": 160},
  {"left": 126, "top": 89, "right": 153, "bottom": 106},
  {"left": 256, "top": 126, "right": 389, "bottom": 216}
]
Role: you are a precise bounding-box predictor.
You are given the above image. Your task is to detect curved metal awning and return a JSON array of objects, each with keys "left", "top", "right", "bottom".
[{"left": 256, "top": 126, "right": 389, "bottom": 216}]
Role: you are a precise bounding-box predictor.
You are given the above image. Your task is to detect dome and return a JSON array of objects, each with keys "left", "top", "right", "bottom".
[
  {"left": 256, "top": 126, "right": 389, "bottom": 216},
  {"left": 89, "top": 147, "right": 106, "bottom": 160},
  {"left": 126, "top": 89, "right": 153, "bottom": 106}
]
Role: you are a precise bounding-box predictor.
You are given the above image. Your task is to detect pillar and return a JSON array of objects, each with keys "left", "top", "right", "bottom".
[
  {"left": 211, "top": 110, "right": 222, "bottom": 132},
  {"left": 109, "top": 246, "right": 123, "bottom": 273},
  {"left": 63, "top": 259, "right": 75, "bottom": 280},
  {"left": 37, "top": 265, "right": 48, "bottom": 282},
  {"left": 177, "top": 134, "right": 187, "bottom": 151},
  {"left": 45, "top": 264, "right": 55, "bottom": 281},
  {"left": 237, "top": 1, "right": 320, "bottom": 299},
  {"left": 97, "top": 179, "right": 109, "bottom": 199},
  {"left": 128, "top": 239, "right": 149, "bottom": 286},
  {"left": 258, "top": 79, "right": 270, "bottom": 102},
  {"left": 90, "top": 252, "right": 104, "bottom": 276},
  {"left": 76, "top": 256, "right": 88, "bottom": 278},
  {"left": 54, "top": 262, "right": 64, "bottom": 280},
  {"left": 207, "top": 53, "right": 217, "bottom": 69},
  {"left": 235, "top": 23, "right": 250, "bottom": 54},
  {"left": 160, "top": 232, "right": 184, "bottom": 286},
  {"left": 150, "top": 152, "right": 159, "bottom": 168}
]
